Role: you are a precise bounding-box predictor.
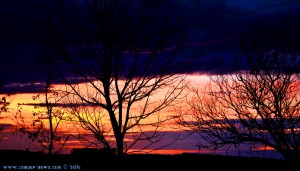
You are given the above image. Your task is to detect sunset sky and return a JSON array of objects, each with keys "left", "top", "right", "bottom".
[{"left": 1, "top": 0, "right": 300, "bottom": 158}]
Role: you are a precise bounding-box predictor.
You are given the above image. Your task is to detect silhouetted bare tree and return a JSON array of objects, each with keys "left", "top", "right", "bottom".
[
  {"left": 16, "top": 75, "right": 71, "bottom": 154},
  {"left": 0, "top": 96, "right": 9, "bottom": 141},
  {"left": 176, "top": 24, "right": 300, "bottom": 160},
  {"left": 66, "top": 96, "right": 113, "bottom": 149},
  {"left": 32, "top": 0, "right": 197, "bottom": 155},
  {"left": 0, "top": 80, "right": 10, "bottom": 140}
]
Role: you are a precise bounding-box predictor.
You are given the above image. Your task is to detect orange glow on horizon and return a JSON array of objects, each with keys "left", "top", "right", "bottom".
[
  {"left": 128, "top": 148, "right": 222, "bottom": 155},
  {"left": 0, "top": 74, "right": 211, "bottom": 152}
]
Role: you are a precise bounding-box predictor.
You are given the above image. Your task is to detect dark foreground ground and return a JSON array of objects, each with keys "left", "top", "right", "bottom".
[{"left": 0, "top": 150, "right": 295, "bottom": 170}]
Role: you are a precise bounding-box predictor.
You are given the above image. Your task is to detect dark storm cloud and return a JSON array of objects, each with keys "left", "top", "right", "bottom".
[
  {"left": 0, "top": 0, "right": 46, "bottom": 93},
  {"left": 183, "top": 0, "right": 300, "bottom": 74},
  {"left": 1, "top": 0, "right": 300, "bottom": 94}
]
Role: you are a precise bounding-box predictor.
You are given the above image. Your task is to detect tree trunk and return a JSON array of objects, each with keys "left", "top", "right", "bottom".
[
  {"left": 46, "top": 91, "right": 54, "bottom": 155},
  {"left": 116, "top": 134, "right": 124, "bottom": 156}
]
